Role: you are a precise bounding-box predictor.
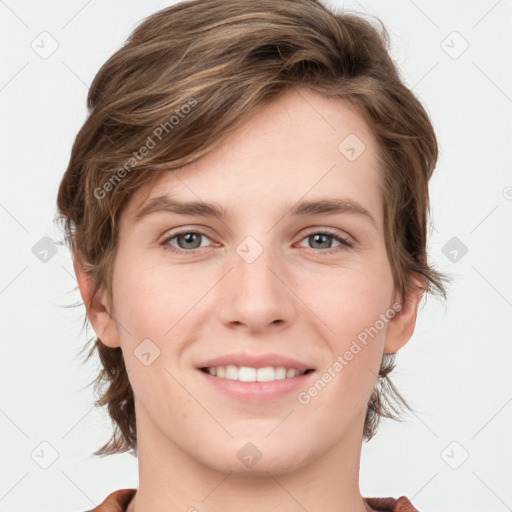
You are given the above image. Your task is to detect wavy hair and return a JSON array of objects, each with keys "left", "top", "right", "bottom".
[{"left": 56, "top": 0, "right": 449, "bottom": 456}]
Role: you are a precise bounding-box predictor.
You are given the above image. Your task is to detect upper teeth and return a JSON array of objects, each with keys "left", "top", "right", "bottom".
[{"left": 205, "top": 365, "right": 306, "bottom": 382}]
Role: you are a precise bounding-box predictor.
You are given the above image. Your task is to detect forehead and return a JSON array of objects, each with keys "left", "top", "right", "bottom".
[{"left": 125, "top": 87, "right": 383, "bottom": 226}]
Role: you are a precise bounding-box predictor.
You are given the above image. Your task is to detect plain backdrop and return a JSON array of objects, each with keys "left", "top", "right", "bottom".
[{"left": 0, "top": 1, "right": 511, "bottom": 511}]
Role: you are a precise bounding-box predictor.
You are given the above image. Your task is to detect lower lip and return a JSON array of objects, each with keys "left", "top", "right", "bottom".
[{"left": 197, "top": 369, "right": 316, "bottom": 402}]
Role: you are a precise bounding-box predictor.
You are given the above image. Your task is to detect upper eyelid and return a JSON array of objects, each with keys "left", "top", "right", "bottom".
[
  {"left": 162, "top": 227, "right": 354, "bottom": 247},
  {"left": 162, "top": 226, "right": 351, "bottom": 238}
]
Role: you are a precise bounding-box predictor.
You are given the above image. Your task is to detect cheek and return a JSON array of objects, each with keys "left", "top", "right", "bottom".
[
  {"left": 111, "top": 259, "right": 197, "bottom": 416},
  {"left": 299, "top": 260, "right": 394, "bottom": 341},
  {"left": 112, "top": 256, "right": 204, "bottom": 342},
  {"left": 295, "top": 262, "right": 394, "bottom": 401}
]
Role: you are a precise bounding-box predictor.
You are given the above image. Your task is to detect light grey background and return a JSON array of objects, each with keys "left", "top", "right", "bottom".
[{"left": 0, "top": 1, "right": 511, "bottom": 511}]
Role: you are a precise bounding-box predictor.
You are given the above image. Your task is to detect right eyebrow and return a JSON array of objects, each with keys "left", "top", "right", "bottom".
[{"left": 133, "top": 196, "right": 229, "bottom": 224}]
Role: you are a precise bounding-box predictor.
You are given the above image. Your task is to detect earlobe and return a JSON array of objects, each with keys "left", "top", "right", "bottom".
[
  {"left": 72, "top": 253, "right": 121, "bottom": 348},
  {"left": 383, "top": 274, "right": 426, "bottom": 354}
]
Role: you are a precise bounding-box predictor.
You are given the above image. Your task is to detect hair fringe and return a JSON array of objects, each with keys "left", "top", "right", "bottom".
[{"left": 55, "top": 0, "right": 449, "bottom": 456}]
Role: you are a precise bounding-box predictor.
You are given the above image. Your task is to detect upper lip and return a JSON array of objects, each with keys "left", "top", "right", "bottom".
[{"left": 197, "top": 352, "right": 315, "bottom": 373}]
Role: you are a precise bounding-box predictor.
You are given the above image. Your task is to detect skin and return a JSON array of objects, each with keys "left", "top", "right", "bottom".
[{"left": 75, "top": 87, "right": 424, "bottom": 512}]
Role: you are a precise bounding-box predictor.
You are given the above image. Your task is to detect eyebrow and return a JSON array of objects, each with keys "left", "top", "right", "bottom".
[{"left": 133, "top": 195, "right": 376, "bottom": 227}]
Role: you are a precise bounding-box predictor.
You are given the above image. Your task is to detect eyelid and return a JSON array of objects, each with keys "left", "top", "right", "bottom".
[
  {"left": 160, "top": 226, "right": 355, "bottom": 254},
  {"left": 300, "top": 227, "right": 354, "bottom": 244},
  {"left": 296, "top": 228, "right": 354, "bottom": 255},
  {"left": 160, "top": 227, "right": 214, "bottom": 250}
]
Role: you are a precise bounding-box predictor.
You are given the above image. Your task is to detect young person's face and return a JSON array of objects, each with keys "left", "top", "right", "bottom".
[{"left": 79, "top": 87, "right": 422, "bottom": 475}]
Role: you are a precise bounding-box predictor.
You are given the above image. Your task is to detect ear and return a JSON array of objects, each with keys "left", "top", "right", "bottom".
[
  {"left": 73, "top": 253, "right": 121, "bottom": 348},
  {"left": 383, "top": 274, "right": 425, "bottom": 354}
]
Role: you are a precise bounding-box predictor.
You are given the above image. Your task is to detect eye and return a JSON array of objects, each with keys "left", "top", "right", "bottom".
[
  {"left": 160, "top": 228, "right": 353, "bottom": 255},
  {"left": 161, "top": 230, "right": 213, "bottom": 253},
  {"left": 297, "top": 229, "right": 353, "bottom": 254}
]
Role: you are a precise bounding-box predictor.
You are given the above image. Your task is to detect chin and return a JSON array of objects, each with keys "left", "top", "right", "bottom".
[{"left": 197, "top": 438, "right": 313, "bottom": 477}]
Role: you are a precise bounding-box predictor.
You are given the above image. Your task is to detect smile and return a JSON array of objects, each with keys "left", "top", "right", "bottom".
[{"left": 200, "top": 365, "right": 314, "bottom": 382}]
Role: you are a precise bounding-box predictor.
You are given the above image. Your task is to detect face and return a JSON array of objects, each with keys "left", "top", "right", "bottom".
[{"left": 84, "top": 87, "right": 419, "bottom": 476}]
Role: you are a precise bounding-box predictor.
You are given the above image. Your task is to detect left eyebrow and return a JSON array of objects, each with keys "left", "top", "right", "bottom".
[
  {"left": 133, "top": 195, "right": 376, "bottom": 228},
  {"left": 287, "top": 198, "right": 376, "bottom": 228}
]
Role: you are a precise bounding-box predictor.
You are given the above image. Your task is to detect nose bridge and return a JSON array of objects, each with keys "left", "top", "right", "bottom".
[
  {"left": 219, "top": 233, "right": 295, "bottom": 330},
  {"left": 236, "top": 237, "right": 279, "bottom": 292}
]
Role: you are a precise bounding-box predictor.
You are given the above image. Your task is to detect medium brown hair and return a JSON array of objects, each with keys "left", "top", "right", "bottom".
[{"left": 56, "top": 0, "right": 449, "bottom": 457}]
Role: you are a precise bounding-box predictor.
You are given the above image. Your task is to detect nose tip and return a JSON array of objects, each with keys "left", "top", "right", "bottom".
[{"left": 218, "top": 252, "right": 294, "bottom": 332}]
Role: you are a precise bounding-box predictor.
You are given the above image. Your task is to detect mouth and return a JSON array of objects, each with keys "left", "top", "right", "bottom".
[
  {"left": 195, "top": 353, "right": 316, "bottom": 401},
  {"left": 199, "top": 365, "right": 315, "bottom": 383},
  {"left": 197, "top": 364, "right": 316, "bottom": 402}
]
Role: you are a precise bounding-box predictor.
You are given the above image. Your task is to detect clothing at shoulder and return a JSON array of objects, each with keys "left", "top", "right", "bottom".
[
  {"left": 85, "top": 489, "right": 136, "bottom": 512},
  {"left": 364, "top": 495, "right": 420, "bottom": 512},
  {"left": 86, "top": 489, "right": 419, "bottom": 512}
]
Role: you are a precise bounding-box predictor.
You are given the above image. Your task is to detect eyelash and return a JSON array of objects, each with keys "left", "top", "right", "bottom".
[{"left": 160, "top": 228, "right": 353, "bottom": 255}]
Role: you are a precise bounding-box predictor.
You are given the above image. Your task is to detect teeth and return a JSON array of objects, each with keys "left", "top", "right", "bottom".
[{"left": 205, "top": 365, "right": 306, "bottom": 382}]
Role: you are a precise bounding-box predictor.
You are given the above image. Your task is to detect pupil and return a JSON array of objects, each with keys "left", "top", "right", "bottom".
[
  {"left": 312, "top": 233, "right": 330, "bottom": 249},
  {"left": 180, "top": 233, "right": 200, "bottom": 249}
]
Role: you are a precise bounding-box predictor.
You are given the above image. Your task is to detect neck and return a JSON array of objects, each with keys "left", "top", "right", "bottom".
[{"left": 126, "top": 404, "right": 371, "bottom": 512}]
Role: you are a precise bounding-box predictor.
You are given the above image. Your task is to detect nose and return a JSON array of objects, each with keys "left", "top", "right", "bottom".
[{"left": 218, "top": 241, "right": 297, "bottom": 333}]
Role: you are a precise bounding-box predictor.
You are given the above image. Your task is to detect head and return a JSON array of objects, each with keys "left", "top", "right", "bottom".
[{"left": 56, "top": 0, "right": 448, "bottom": 461}]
